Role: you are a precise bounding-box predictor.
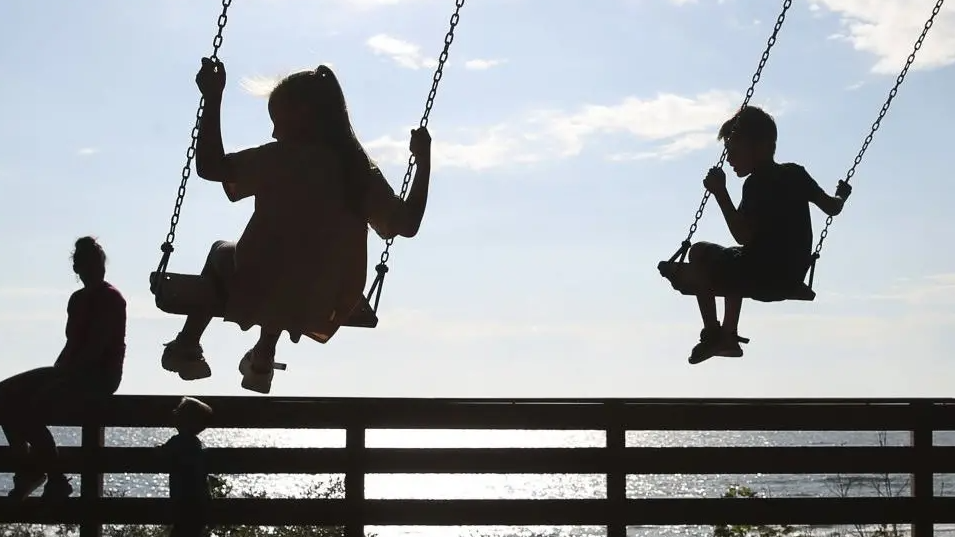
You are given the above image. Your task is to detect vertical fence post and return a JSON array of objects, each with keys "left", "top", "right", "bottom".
[
  {"left": 345, "top": 425, "right": 366, "bottom": 537},
  {"left": 606, "top": 401, "right": 627, "bottom": 537},
  {"left": 910, "top": 400, "right": 934, "bottom": 537},
  {"left": 79, "top": 424, "right": 105, "bottom": 537}
]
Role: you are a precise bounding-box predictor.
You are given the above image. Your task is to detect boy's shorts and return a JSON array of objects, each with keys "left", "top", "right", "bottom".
[{"left": 693, "top": 242, "right": 804, "bottom": 296}]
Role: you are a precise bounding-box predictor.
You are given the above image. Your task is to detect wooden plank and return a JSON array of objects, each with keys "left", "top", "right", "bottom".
[
  {"left": 3, "top": 497, "right": 955, "bottom": 526},
  {"left": 0, "top": 447, "right": 350, "bottom": 475},
  {"left": 79, "top": 425, "right": 105, "bottom": 537},
  {"left": 37, "top": 396, "right": 955, "bottom": 431},
  {"left": 2, "top": 446, "right": 954, "bottom": 475}
]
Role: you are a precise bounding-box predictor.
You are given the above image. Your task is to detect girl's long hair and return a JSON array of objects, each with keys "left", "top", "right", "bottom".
[{"left": 269, "top": 66, "right": 373, "bottom": 217}]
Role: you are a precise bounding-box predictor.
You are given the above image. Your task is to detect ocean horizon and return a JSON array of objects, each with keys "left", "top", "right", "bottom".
[{"left": 2, "top": 428, "right": 953, "bottom": 537}]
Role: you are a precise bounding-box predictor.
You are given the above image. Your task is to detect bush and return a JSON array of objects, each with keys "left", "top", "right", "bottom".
[{"left": 0, "top": 475, "right": 371, "bottom": 537}]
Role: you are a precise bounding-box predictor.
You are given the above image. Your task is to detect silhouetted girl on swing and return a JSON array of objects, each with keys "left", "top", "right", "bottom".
[{"left": 161, "top": 58, "right": 433, "bottom": 394}]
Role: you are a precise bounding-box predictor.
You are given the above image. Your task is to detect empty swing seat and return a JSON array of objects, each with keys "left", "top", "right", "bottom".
[
  {"left": 149, "top": 271, "right": 380, "bottom": 328},
  {"left": 657, "top": 261, "right": 816, "bottom": 303}
]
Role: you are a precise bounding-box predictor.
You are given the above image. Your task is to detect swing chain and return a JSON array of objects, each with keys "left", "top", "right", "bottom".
[
  {"left": 155, "top": 0, "right": 232, "bottom": 277},
  {"left": 811, "top": 0, "right": 944, "bottom": 263},
  {"left": 368, "top": 0, "right": 465, "bottom": 305},
  {"left": 671, "top": 0, "right": 792, "bottom": 262}
]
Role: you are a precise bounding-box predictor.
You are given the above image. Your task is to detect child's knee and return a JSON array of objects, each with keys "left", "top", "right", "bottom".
[
  {"left": 201, "top": 241, "right": 236, "bottom": 277},
  {"left": 688, "top": 241, "right": 720, "bottom": 263}
]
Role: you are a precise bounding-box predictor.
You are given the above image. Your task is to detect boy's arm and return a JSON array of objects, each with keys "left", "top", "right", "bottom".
[
  {"left": 713, "top": 190, "right": 755, "bottom": 246},
  {"left": 809, "top": 182, "right": 849, "bottom": 216},
  {"left": 792, "top": 164, "right": 848, "bottom": 216}
]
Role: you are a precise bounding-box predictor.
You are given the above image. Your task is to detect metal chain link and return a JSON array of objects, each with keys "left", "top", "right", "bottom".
[
  {"left": 376, "top": 0, "right": 464, "bottom": 269},
  {"left": 675, "top": 0, "right": 792, "bottom": 256},
  {"left": 811, "top": 0, "right": 944, "bottom": 261},
  {"left": 157, "top": 0, "right": 232, "bottom": 272}
]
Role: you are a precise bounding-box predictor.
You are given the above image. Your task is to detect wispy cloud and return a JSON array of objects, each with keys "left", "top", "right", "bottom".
[
  {"left": 76, "top": 148, "right": 99, "bottom": 156},
  {"left": 367, "top": 90, "right": 787, "bottom": 170},
  {"left": 0, "top": 287, "right": 71, "bottom": 298},
  {"left": 366, "top": 34, "right": 437, "bottom": 70},
  {"left": 861, "top": 273, "right": 955, "bottom": 306},
  {"left": 464, "top": 58, "right": 506, "bottom": 71},
  {"left": 811, "top": 0, "right": 955, "bottom": 74}
]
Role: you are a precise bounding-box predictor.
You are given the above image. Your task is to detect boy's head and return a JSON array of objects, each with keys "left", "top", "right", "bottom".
[
  {"left": 173, "top": 396, "right": 213, "bottom": 436},
  {"left": 717, "top": 106, "right": 777, "bottom": 177}
]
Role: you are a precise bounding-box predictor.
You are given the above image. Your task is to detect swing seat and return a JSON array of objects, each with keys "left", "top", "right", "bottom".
[
  {"left": 657, "top": 261, "right": 816, "bottom": 303},
  {"left": 149, "top": 272, "right": 379, "bottom": 328}
]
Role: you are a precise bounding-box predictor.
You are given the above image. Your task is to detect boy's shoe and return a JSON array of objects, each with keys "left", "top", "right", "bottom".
[
  {"left": 41, "top": 476, "right": 73, "bottom": 499},
  {"left": 714, "top": 333, "right": 750, "bottom": 357},
  {"left": 7, "top": 473, "right": 46, "bottom": 499},
  {"left": 689, "top": 327, "right": 747, "bottom": 364},
  {"left": 239, "top": 349, "right": 274, "bottom": 395},
  {"left": 162, "top": 338, "right": 212, "bottom": 381}
]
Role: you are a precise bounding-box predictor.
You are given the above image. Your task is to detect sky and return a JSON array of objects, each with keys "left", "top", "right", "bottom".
[{"left": 0, "top": 0, "right": 953, "bottom": 399}]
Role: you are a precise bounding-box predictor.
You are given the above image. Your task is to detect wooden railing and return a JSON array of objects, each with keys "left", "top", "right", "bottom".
[{"left": 0, "top": 397, "right": 954, "bottom": 537}]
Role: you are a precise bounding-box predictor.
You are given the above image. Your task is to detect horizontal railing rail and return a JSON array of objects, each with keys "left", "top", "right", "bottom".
[{"left": 0, "top": 396, "right": 951, "bottom": 537}]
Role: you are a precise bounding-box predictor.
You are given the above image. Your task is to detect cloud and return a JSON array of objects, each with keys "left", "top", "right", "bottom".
[
  {"left": 0, "top": 287, "right": 71, "bottom": 298},
  {"left": 667, "top": 0, "right": 730, "bottom": 5},
  {"left": 76, "top": 148, "right": 99, "bottom": 156},
  {"left": 860, "top": 273, "right": 955, "bottom": 306},
  {"left": 366, "top": 34, "right": 437, "bottom": 70},
  {"left": 811, "top": 0, "right": 955, "bottom": 74},
  {"left": 464, "top": 58, "right": 506, "bottom": 70},
  {"left": 343, "top": 0, "right": 425, "bottom": 8},
  {"left": 366, "top": 90, "right": 782, "bottom": 170}
]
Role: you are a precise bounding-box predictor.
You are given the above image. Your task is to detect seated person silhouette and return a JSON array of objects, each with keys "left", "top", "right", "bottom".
[{"left": 0, "top": 236, "right": 127, "bottom": 499}]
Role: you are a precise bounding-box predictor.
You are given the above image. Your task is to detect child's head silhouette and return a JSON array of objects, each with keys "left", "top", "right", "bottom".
[
  {"left": 72, "top": 236, "right": 107, "bottom": 284},
  {"left": 267, "top": 65, "right": 354, "bottom": 145},
  {"left": 173, "top": 396, "right": 213, "bottom": 436},
  {"left": 718, "top": 106, "right": 778, "bottom": 178},
  {"left": 267, "top": 65, "right": 374, "bottom": 215}
]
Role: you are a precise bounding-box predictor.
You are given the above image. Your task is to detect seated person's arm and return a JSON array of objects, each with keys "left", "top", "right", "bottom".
[
  {"left": 194, "top": 94, "right": 235, "bottom": 184},
  {"left": 714, "top": 191, "right": 755, "bottom": 246},
  {"left": 54, "top": 294, "right": 78, "bottom": 367}
]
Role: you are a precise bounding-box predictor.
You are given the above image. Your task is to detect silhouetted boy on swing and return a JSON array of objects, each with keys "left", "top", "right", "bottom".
[
  {"left": 159, "top": 396, "right": 213, "bottom": 537},
  {"left": 686, "top": 106, "right": 852, "bottom": 364}
]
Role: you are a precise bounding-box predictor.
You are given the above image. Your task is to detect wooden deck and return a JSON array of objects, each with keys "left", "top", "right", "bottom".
[{"left": 0, "top": 396, "right": 953, "bottom": 536}]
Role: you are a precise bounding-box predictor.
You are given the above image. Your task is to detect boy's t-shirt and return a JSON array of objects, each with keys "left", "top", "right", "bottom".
[
  {"left": 160, "top": 433, "right": 210, "bottom": 504},
  {"left": 738, "top": 162, "right": 825, "bottom": 281}
]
